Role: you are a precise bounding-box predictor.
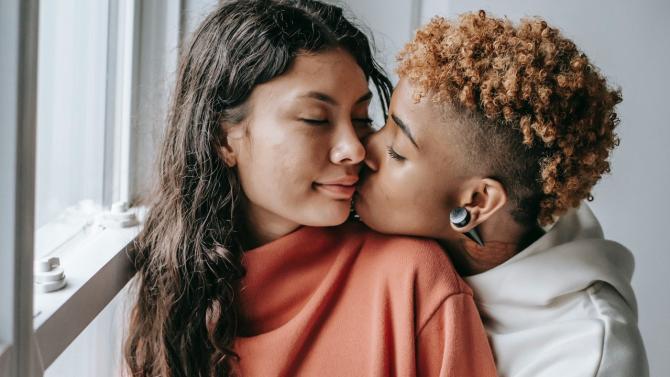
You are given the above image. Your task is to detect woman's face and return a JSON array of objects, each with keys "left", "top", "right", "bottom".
[
  {"left": 226, "top": 48, "right": 372, "bottom": 239},
  {"left": 355, "top": 78, "right": 468, "bottom": 238}
]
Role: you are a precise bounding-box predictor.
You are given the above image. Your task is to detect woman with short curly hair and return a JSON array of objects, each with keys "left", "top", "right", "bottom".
[{"left": 355, "top": 11, "right": 648, "bottom": 377}]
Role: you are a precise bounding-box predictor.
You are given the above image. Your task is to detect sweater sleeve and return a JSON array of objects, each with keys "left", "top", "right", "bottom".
[{"left": 416, "top": 292, "right": 498, "bottom": 377}]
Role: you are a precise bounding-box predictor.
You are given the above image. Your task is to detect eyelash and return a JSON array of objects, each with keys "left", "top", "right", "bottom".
[
  {"left": 386, "top": 146, "right": 406, "bottom": 161},
  {"left": 353, "top": 118, "right": 373, "bottom": 127},
  {"left": 300, "top": 118, "right": 329, "bottom": 125},
  {"left": 300, "top": 118, "right": 373, "bottom": 127}
]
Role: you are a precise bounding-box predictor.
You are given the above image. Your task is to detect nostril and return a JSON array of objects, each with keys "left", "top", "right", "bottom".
[
  {"left": 332, "top": 124, "right": 369, "bottom": 165},
  {"left": 344, "top": 139, "right": 366, "bottom": 165}
]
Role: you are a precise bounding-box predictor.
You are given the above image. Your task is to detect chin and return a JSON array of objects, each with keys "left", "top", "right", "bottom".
[
  {"left": 354, "top": 198, "right": 417, "bottom": 237},
  {"left": 353, "top": 199, "right": 384, "bottom": 232},
  {"left": 302, "top": 199, "right": 352, "bottom": 227}
]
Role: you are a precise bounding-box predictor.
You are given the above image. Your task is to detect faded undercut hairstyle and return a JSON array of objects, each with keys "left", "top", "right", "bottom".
[{"left": 397, "top": 11, "right": 621, "bottom": 226}]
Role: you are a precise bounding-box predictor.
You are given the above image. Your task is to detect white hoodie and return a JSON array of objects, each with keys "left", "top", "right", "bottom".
[{"left": 465, "top": 203, "right": 649, "bottom": 377}]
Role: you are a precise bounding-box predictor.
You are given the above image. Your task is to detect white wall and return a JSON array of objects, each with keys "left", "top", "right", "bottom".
[
  {"left": 336, "top": 0, "right": 670, "bottom": 375},
  {"left": 331, "top": 0, "right": 418, "bottom": 124}
]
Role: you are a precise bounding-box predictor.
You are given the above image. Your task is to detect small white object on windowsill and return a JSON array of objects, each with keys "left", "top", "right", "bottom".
[
  {"left": 35, "top": 257, "right": 67, "bottom": 293},
  {"left": 95, "top": 201, "right": 139, "bottom": 229}
]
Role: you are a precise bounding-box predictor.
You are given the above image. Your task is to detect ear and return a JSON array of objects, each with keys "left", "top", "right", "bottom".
[
  {"left": 451, "top": 178, "right": 507, "bottom": 232},
  {"left": 216, "top": 123, "right": 245, "bottom": 168},
  {"left": 217, "top": 143, "right": 237, "bottom": 167}
]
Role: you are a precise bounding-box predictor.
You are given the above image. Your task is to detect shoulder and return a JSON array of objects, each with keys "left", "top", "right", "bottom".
[
  {"left": 487, "top": 281, "right": 648, "bottom": 377},
  {"left": 337, "top": 221, "right": 472, "bottom": 297},
  {"left": 328, "top": 222, "right": 478, "bottom": 331},
  {"left": 587, "top": 282, "right": 649, "bottom": 376}
]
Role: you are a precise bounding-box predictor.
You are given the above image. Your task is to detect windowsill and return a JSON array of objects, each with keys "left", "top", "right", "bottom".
[
  {"left": 34, "top": 200, "right": 105, "bottom": 259},
  {"left": 33, "top": 221, "right": 139, "bottom": 370}
]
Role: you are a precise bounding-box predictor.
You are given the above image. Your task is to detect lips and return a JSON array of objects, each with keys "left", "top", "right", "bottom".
[{"left": 314, "top": 176, "right": 359, "bottom": 199}]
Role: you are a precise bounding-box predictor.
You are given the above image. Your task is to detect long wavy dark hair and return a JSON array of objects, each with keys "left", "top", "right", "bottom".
[{"left": 124, "top": 1, "right": 392, "bottom": 376}]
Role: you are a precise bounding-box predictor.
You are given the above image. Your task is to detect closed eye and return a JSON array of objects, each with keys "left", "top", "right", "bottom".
[
  {"left": 300, "top": 118, "right": 329, "bottom": 125},
  {"left": 386, "top": 146, "right": 406, "bottom": 161},
  {"left": 353, "top": 117, "right": 373, "bottom": 127}
]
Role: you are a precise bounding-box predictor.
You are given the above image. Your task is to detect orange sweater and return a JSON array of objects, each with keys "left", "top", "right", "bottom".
[{"left": 234, "top": 222, "right": 497, "bottom": 377}]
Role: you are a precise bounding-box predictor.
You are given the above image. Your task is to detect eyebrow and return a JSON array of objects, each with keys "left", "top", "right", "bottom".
[
  {"left": 391, "top": 113, "right": 419, "bottom": 149},
  {"left": 301, "top": 91, "right": 373, "bottom": 106}
]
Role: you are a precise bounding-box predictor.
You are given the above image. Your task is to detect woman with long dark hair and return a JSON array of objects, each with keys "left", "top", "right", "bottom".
[{"left": 124, "top": 1, "right": 497, "bottom": 376}]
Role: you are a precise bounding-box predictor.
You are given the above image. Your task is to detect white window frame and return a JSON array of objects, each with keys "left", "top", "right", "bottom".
[
  {"left": 1, "top": 1, "right": 39, "bottom": 376},
  {"left": 0, "top": 0, "right": 208, "bottom": 375}
]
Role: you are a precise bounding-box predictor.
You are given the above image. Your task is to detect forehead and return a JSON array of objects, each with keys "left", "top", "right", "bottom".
[
  {"left": 276, "top": 48, "right": 369, "bottom": 94},
  {"left": 243, "top": 48, "right": 370, "bottom": 113},
  {"left": 391, "top": 79, "right": 454, "bottom": 153}
]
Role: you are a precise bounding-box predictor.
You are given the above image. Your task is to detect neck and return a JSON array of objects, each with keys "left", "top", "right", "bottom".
[
  {"left": 439, "top": 213, "right": 544, "bottom": 276},
  {"left": 240, "top": 198, "right": 300, "bottom": 250}
]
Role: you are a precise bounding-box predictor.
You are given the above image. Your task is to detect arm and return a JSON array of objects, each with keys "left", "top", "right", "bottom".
[{"left": 416, "top": 292, "right": 498, "bottom": 377}]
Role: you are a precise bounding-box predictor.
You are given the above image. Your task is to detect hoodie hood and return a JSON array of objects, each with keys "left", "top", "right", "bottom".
[{"left": 465, "top": 202, "right": 638, "bottom": 315}]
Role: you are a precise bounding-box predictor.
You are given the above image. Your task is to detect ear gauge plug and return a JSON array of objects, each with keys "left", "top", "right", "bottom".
[{"left": 450, "top": 207, "right": 485, "bottom": 246}]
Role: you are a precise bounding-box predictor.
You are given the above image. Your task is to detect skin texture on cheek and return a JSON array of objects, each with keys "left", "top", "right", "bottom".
[
  {"left": 236, "top": 113, "right": 318, "bottom": 218},
  {"left": 359, "top": 160, "right": 451, "bottom": 238}
]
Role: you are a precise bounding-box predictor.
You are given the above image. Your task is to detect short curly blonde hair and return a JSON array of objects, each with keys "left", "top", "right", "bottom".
[{"left": 398, "top": 11, "right": 622, "bottom": 226}]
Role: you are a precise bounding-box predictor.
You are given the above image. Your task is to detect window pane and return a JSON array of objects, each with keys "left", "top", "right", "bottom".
[{"left": 35, "top": 0, "right": 109, "bottom": 256}]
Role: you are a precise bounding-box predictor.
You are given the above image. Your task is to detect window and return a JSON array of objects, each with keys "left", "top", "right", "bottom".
[
  {"left": 35, "top": 0, "right": 109, "bottom": 236},
  {"left": 34, "top": 0, "right": 129, "bottom": 261},
  {"left": 0, "top": 0, "right": 220, "bottom": 376}
]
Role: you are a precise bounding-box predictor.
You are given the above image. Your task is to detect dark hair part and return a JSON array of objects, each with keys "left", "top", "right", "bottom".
[
  {"left": 124, "top": 1, "right": 392, "bottom": 376},
  {"left": 397, "top": 11, "right": 621, "bottom": 226}
]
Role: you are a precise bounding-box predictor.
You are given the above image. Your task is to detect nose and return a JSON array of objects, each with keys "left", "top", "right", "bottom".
[
  {"left": 363, "top": 130, "right": 380, "bottom": 172},
  {"left": 330, "top": 122, "right": 366, "bottom": 165}
]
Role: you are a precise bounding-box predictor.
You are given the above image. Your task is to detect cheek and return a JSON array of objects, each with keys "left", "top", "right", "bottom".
[
  {"left": 235, "top": 127, "right": 350, "bottom": 226},
  {"left": 389, "top": 169, "right": 442, "bottom": 220},
  {"left": 238, "top": 132, "right": 316, "bottom": 199},
  {"left": 359, "top": 163, "right": 451, "bottom": 236}
]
